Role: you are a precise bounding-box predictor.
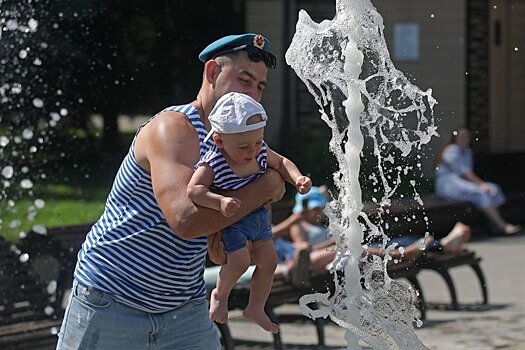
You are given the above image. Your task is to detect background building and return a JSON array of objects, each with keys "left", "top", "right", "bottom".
[{"left": 246, "top": 0, "right": 524, "bottom": 191}]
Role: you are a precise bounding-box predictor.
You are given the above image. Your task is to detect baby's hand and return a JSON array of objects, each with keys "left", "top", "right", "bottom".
[
  {"left": 220, "top": 197, "right": 241, "bottom": 217},
  {"left": 296, "top": 176, "right": 312, "bottom": 194}
]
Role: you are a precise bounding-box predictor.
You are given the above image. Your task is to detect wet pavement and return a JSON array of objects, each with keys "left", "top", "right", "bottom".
[{"left": 225, "top": 232, "right": 525, "bottom": 349}]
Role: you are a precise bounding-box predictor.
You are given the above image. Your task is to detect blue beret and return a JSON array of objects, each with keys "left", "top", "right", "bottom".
[{"left": 199, "top": 33, "right": 272, "bottom": 63}]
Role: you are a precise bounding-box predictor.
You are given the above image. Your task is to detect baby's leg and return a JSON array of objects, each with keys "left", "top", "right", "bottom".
[
  {"left": 243, "top": 239, "right": 279, "bottom": 333},
  {"left": 210, "top": 247, "right": 250, "bottom": 324}
]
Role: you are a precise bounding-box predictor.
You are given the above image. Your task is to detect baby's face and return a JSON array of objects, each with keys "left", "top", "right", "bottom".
[{"left": 217, "top": 128, "right": 265, "bottom": 165}]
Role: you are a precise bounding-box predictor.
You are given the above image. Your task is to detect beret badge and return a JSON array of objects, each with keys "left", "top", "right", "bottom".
[{"left": 253, "top": 35, "right": 265, "bottom": 49}]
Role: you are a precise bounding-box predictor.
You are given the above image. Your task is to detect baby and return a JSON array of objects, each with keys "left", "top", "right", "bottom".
[{"left": 188, "top": 92, "right": 311, "bottom": 334}]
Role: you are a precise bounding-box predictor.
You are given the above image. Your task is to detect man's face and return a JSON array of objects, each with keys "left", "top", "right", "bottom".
[{"left": 214, "top": 53, "right": 268, "bottom": 103}]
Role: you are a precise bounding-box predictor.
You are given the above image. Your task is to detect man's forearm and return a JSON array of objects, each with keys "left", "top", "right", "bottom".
[{"left": 175, "top": 169, "right": 284, "bottom": 239}]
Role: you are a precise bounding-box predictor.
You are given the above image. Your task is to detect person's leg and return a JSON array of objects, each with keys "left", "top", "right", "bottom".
[
  {"left": 56, "top": 280, "right": 151, "bottom": 350},
  {"left": 310, "top": 245, "right": 338, "bottom": 273},
  {"left": 482, "top": 206, "right": 521, "bottom": 234},
  {"left": 243, "top": 239, "right": 279, "bottom": 333},
  {"left": 157, "top": 298, "right": 221, "bottom": 350},
  {"left": 210, "top": 247, "right": 251, "bottom": 323},
  {"left": 366, "top": 235, "right": 435, "bottom": 263},
  {"left": 440, "top": 222, "right": 471, "bottom": 253}
]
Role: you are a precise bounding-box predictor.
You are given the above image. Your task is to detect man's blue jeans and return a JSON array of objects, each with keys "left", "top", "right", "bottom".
[{"left": 56, "top": 280, "right": 220, "bottom": 350}]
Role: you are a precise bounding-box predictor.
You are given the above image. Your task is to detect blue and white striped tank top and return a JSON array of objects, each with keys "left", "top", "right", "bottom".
[
  {"left": 197, "top": 142, "right": 267, "bottom": 190},
  {"left": 74, "top": 103, "right": 214, "bottom": 313}
]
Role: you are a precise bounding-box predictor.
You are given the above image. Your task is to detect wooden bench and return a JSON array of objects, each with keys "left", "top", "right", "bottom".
[
  {"left": 0, "top": 234, "right": 68, "bottom": 350},
  {"left": 414, "top": 249, "right": 488, "bottom": 311}
]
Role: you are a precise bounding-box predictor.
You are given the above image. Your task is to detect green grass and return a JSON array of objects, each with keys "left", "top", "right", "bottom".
[{"left": 1, "top": 183, "right": 109, "bottom": 242}]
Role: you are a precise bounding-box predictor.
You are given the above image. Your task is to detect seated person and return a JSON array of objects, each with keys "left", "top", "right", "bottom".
[
  {"left": 435, "top": 127, "right": 521, "bottom": 235},
  {"left": 205, "top": 187, "right": 471, "bottom": 291},
  {"left": 273, "top": 187, "right": 472, "bottom": 279}
]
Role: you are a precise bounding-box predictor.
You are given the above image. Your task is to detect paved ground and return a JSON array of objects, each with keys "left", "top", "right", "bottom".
[{"left": 224, "top": 232, "right": 525, "bottom": 349}]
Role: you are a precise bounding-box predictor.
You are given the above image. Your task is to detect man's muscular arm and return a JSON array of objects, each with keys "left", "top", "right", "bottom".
[{"left": 136, "top": 111, "right": 284, "bottom": 239}]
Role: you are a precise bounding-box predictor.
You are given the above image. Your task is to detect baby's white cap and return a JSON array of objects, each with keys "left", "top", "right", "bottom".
[{"left": 204, "top": 92, "right": 267, "bottom": 142}]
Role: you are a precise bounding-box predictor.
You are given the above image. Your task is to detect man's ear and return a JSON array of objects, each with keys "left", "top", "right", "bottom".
[
  {"left": 213, "top": 134, "right": 224, "bottom": 148},
  {"left": 204, "top": 60, "right": 220, "bottom": 84}
]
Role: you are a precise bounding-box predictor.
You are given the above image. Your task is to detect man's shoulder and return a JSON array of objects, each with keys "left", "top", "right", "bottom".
[{"left": 148, "top": 109, "right": 195, "bottom": 132}]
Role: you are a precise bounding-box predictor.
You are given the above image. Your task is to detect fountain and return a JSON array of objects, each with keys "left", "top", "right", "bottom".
[{"left": 286, "top": 0, "right": 438, "bottom": 349}]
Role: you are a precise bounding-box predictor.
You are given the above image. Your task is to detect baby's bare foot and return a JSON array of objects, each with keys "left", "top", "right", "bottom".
[
  {"left": 209, "top": 289, "right": 228, "bottom": 324},
  {"left": 243, "top": 306, "right": 279, "bottom": 334}
]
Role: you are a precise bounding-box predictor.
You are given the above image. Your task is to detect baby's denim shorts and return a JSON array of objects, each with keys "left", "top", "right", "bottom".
[{"left": 222, "top": 207, "right": 273, "bottom": 253}]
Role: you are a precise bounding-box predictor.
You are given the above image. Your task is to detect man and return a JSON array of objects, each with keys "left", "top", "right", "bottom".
[{"left": 56, "top": 33, "right": 284, "bottom": 350}]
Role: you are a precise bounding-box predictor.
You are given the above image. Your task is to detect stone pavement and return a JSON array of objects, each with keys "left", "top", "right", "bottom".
[{"left": 224, "top": 232, "right": 525, "bottom": 349}]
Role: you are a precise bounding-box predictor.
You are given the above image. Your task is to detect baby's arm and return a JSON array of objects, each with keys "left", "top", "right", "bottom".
[
  {"left": 187, "top": 164, "right": 241, "bottom": 217},
  {"left": 266, "top": 148, "right": 312, "bottom": 194}
]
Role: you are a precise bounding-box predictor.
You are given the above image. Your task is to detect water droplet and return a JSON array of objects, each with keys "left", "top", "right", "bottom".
[
  {"left": 19, "top": 253, "right": 29, "bottom": 263},
  {"left": 6, "top": 19, "right": 18, "bottom": 31},
  {"left": 22, "top": 129, "right": 33, "bottom": 139},
  {"left": 44, "top": 306, "right": 55, "bottom": 315},
  {"left": 0, "top": 136, "right": 9, "bottom": 147},
  {"left": 416, "top": 319, "right": 423, "bottom": 327},
  {"left": 60, "top": 108, "right": 68, "bottom": 116},
  {"left": 430, "top": 14, "right": 435, "bottom": 18},
  {"left": 28, "top": 18, "right": 38, "bottom": 31},
  {"left": 514, "top": 47, "right": 519, "bottom": 52},
  {"left": 2, "top": 166, "right": 14, "bottom": 179},
  {"left": 50, "top": 112, "right": 61, "bottom": 121},
  {"left": 29, "top": 146, "right": 37, "bottom": 153},
  {"left": 20, "top": 179, "right": 33, "bottom": 189},
  {"left": 50, "top": 327, "right": 59, "bottom": 335},
  {"left": 47, "top": 280, "right": 57, "bottom": 294},
  {"left": 493, "top": 5, "right": 498, "bottom": 10},
  {"left": 18, "top": 49, "right": 28, "bottom": 59},
  {"left": 33, "top": 58, "right": 42, "bottom": 66},
  {"left": 11, "top": 84, "right": 22, "bottom": 94},
  {"left": 19, "top": 231, "right": 27, "bottom": 239},
  {"left": 32, "top": 98, "right": 44, "bottom": 108},
  {"left": 34, "top": 199, "right": 45, "bottom": 209},
  {"left": 33, "top": 225, "right": 47, "bottom": 235}
]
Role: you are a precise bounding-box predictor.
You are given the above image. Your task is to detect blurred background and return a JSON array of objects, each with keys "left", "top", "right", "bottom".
[{"left": 0, "top": 0, "right": 523, "bottom": 247}]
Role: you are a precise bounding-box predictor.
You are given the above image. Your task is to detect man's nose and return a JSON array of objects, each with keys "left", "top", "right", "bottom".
[{"left": 244, "top": 87, "right": 262, "bottom": 102}]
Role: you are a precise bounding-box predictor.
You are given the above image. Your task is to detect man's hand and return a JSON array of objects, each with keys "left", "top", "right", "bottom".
[
  {"left": 296, "top": 176, "right": 312, "bottom": 194},
  {"left": 220, "top": 197, "right": 241, "bottom": 217},
  {"left": 207, "top": 232, "right": 226, "bottom": 265}
]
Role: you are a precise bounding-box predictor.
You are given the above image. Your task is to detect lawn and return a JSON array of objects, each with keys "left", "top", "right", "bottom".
[{"left": 0, "top": 182, "right": 108, "bottom": 242}]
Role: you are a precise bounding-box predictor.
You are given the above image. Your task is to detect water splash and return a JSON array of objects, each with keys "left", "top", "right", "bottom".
[
  {"left": 286, "top": 0, "right": 437, "bottom": 349},
  {"left": 0, "top": 1, "right": 54, "bottom": 236}
]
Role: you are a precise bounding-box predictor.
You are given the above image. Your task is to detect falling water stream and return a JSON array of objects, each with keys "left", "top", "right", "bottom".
[{"left": 286, "top": 0, "right": 438, "bottom": 349}]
